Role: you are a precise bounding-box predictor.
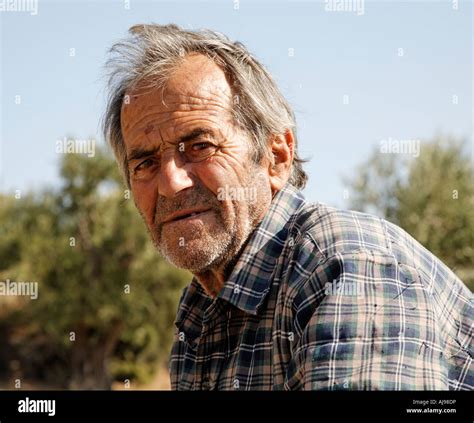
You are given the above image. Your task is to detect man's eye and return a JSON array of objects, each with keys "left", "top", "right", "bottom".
[
  {"left": 186, "top": 141, "right": 218, "bottom": 163},
  {"left": 191, "top": 142, "right": 213, "bottom": 151},
  {"left": 134, "top": 158, "right": 158, "bottom": 174}
]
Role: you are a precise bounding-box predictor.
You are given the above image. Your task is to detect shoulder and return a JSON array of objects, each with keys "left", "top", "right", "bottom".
[
  {"left": 281, "top": 203, "right": 399, "bottom": 292},
  {"left": 285, "top": 201, "right": 465, "bottom": 288},
  {"left": 281, "top": 201, "right": 471, "bottom": 331},
  {"left": 291, "top": 202, "right": 396, "bottom": 258}
]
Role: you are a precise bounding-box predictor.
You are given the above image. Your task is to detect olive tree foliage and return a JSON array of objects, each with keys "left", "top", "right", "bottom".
[{"left": 0, "top": 145, "right": 190, "bottom": 388}]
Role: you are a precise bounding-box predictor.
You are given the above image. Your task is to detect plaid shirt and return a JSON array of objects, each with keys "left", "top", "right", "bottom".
[{"left": 169, "top": 183, "right": 473, "bottom": 390}]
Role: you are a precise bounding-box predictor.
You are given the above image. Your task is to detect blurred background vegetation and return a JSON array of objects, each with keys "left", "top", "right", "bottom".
[
  {"left": 0, "top": 135, "right": 472, "bottom": 390},
  {"left": 0, "top": 145, "right": 190, "bottom": 389}
]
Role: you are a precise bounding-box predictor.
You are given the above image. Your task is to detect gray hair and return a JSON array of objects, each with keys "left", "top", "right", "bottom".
[{"left": 103, "top": 23, "right": 308, "bottom": 189}]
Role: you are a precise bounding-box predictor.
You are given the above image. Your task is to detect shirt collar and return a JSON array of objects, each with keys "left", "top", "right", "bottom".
[{"left": 174, "top": 183, "right": 307, "bottom": 344}]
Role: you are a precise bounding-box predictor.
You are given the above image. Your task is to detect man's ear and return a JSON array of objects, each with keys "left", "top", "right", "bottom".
[{"left": 268, "top": 130, "right": 294, "bottom": 195}]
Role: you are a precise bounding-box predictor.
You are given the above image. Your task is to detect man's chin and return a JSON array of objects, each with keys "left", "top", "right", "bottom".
[{"left": 156, "top": 240, "right": 225, "bottom": 273}]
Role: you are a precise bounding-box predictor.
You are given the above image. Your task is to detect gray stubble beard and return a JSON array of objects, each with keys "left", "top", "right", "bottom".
[{"left": 149, "top": 170, "right": 271, "bottom": 275}]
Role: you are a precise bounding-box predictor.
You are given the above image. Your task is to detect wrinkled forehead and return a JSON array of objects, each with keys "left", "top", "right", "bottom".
[{"left": 120, "top": 54, "right": 234, "bottom": 134}]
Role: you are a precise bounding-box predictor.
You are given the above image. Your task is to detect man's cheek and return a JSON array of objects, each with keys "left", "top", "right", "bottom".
[
  {"left": 196, "top": 161, "right": 244, "bottom": 195},
  {"left": 193, "top": 166, "right": 225, "bottom": 196}
]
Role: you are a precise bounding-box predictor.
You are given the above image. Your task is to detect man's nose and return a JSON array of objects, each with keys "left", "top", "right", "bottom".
[{"left": 157, "top": 152, "right": 194, "bottom": 198}]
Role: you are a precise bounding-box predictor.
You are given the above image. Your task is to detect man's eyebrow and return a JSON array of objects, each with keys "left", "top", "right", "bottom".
[
  {"left": 127, "top": 127, "right": 217, "bottom": 163},
  {"left": 177, "top": 127, "right": 216, "bottom": 145},
  {"left": 127, "top": 146, "right": 160, "bottom": 163}
]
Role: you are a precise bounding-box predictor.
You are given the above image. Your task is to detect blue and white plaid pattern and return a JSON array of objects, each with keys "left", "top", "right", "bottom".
[{"left": 169, "top": 183, "right": 473, "bottom": 390}]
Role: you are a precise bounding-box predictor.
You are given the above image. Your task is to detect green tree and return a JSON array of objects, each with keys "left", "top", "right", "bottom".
[
  {"left": 345, "top": 135, "right": 474, "bottom": 290},
  {"left": 0, "top": 145, "right": 190, "bottom": 388}
]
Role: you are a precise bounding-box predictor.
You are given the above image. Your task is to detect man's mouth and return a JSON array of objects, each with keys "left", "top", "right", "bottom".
[{"left": 163, "top": 208, "right": 212, "bottom": 224}]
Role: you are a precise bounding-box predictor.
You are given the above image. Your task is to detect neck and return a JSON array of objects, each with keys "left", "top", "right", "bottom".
[
  {"left": 194, "top": 237, "right": 250, "bottom": 298},
  {"left": 194, "top": 267, "right": 226, "bottom": 298}
]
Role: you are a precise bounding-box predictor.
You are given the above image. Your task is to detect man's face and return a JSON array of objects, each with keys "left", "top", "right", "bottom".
[{"left": 121, "top": 54, "right": 273, "bottom": 273}]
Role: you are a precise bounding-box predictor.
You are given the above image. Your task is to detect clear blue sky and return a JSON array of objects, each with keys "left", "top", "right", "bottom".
[{"left": 1, "top": 0, "right": 472, "bottom": 207}]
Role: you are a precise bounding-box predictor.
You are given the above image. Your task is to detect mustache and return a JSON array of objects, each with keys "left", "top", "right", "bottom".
[{"left": 154, "top": 184, "right": 220, "bottom": 226}]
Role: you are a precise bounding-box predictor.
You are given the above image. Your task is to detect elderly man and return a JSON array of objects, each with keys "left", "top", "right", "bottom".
[{"left": 104, "top": 24, "right": 473, "bottom": 391}]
